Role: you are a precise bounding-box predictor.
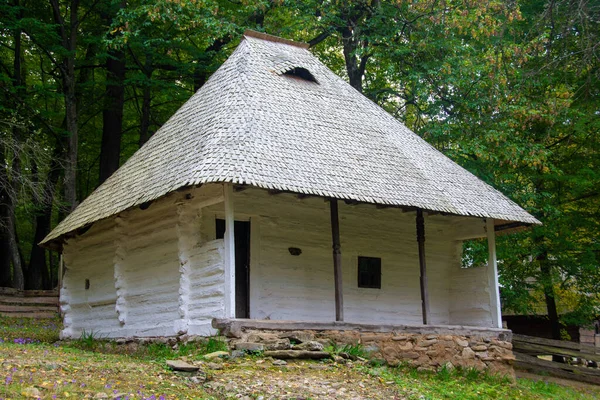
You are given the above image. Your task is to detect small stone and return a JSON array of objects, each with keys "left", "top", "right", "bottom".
[
  {"left": 472, "top": 345, "right": 488, "bottom": 352},
  {"left": 235, "top": 342, "right": 264, "bottom": 352},
  {"left": 263, "top": 338, "right": 291, "bottom": 350},
  {"left": 420, "top": 339, "right": 438, "bottom": 347},
  {"left": 392, "top": 335, "right": 408, "bottom": 341},
  {"left": 272, "top": 359, "right": 287, "bottom": 366},
  {"left": 94, "top": 393, "right": 109, "bottom": 399},
  {"left": 454, "top": 338, "right": 469, "bottom": 347},
  {"left": 426, "top": 335, "right": 437, "bottom": 340},
  {"left": 292, "top": 341, "right": 324, "bottom": 351},
  {"left": 166, "top": 359, "right": 199, "bottom": 372},
  {"left": 206, "top": 362, "right": 223, "bottom": 370},
  {"left": 399, "top": 351, "right": 420, "bottom": 360},
  {"left": 22, "top": 387, "right": 41, "bottom": 398},
  {"left": 461, "top": 347, "right": 475, "bottom": 359},
  {"left": 333, "top": 355, "right": 346, "bottom": 364},
  {"left": 230, "top": 349, "right": 245, "bottom": 359},
  {"left": 204, "top": 351, "right": 229, "bottom": 359}
]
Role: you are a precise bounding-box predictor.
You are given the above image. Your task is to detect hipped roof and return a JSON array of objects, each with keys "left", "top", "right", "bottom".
[{"left": 42, "top": 31, "right": 540, "bottom": 247}]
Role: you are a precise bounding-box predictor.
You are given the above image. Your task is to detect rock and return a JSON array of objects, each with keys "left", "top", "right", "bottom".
[
  {"left": 235, "top": 342, "right": 264, "bottom": 352},
  {"left": 204, "top": 351, "right": 229, "bottom": 359},
  {"left": 230, "top": 349, "right": 246, "bottom": 359},
  {"left": 166, "top": 359, "right": 200, "bottom": 372},
  {"left": 94, "top": 393, "right": 109, "bottom": 399},
  {"left": 420, "top": 339, "right": 438, "bottom": 347},
  {"left": 454, "top": 338, "right": 469, "bottom": 347},
  {"left": 263, "top": 338, "right": 291, "bottom": 350},
  {"left": 292, "top": 341, "right": 324, "bottom": 351},
  {"left": 280, "top": 331, "right": 314, "bottom": 344},
  {"left": 206, "top": 362, "right": 223, "bottom": 370},
  {"left": 426, "top": 335, "right": 437, "bottom": 340},
  {"left": 333, "top": 355, "right": 346, "bottom": 364},
  {"left": 461, "top": 347, "right": 475, "bottom": 359},
  {"left": 22, "top": 387, "right": 41, "bottom": 398},
  {"left": 272, "top": 359, "right": 288, "bottom": 366},
  {"left": 472, "top": 345, "right": 488, "bottom": 352},
  {"left": 399, "top": 351, "right": 420, "bottom": 360},
  {"left": 392, "top": 335, "right": 409, "bottom": 341},
  {"left": 263, "top": 350, "right": 332, "bottom": 360}
]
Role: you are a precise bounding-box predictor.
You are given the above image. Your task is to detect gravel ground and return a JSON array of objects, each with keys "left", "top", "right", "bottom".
[{"left": 203, "top": 358, "right": 402, "bottom": 399}]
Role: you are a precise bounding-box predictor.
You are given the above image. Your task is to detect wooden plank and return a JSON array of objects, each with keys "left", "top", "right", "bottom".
[
  {"left": 22, "top": 290, "right": 58, "bottom": 297},
  {"left": 0, "top": 296, "right": 59, "bottom": 305},
  {"left": 329, "top": 198, "right": 344, "bottom": 322},
  {"left": 515, "top": 352, "right": 600, "bottom": 385},
  {"left": 0, "top": 305, "right": 58, "bottom": 313},
  {"left": 0, "top": 311, "right": 58, "bottom": 319},
  {"left": 513, "top": 340, "right": 600, "bottom": 362},
  {"left": 513, "top": 334, "right": 600, "bottom": 354},
  {"left": 416, "top": 209, "right": 429, "bottom": 325},
  {"left": 0, "top": 288, "right": 58, "bottom": 297}
]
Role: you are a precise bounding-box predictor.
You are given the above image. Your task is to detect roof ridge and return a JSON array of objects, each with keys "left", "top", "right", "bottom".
[{"left": 243, "top": 30, "right": 310, "bottom": 49}]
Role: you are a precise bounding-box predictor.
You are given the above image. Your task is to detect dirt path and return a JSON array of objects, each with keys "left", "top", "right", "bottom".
[{"left": 205, "top": 358, "right": 401, "bottom": 399}]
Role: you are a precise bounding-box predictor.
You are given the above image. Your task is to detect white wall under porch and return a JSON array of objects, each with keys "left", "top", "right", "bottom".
[{"left": 202, "top": 186, "right": 496, "bottom": 328}]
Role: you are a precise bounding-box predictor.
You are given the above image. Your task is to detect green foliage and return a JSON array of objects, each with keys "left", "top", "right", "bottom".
[{"left": 325, "top": 340, "right": 368, "bottom": 358}]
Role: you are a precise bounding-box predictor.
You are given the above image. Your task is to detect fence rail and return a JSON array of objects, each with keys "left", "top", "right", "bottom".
[
  {"left": 0, "top": 287, "right": 59, "bottom": 319},
  {"left": 513, "top": 334, "right": 600, "bottom": 385}
]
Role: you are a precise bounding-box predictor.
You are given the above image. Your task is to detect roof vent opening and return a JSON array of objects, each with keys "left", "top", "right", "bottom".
[{"left": 282, "top": 67, "right": 318, "bottom": 83}]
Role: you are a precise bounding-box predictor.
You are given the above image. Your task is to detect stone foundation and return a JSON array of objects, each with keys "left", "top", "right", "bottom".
[{"left": 213, "top": 319, "right": 516, "bottom": 378}]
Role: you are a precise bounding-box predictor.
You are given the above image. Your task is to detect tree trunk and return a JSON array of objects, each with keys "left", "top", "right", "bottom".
[
  {"left": 26, "top": 155, "right": 61, "bottom": 290},
  {"left": 0, "top": 167, "right": 13, "bottom": 287},
  {"left": 538, "top": 250, "right": 564, "bottom": 362},
  {"left": 139, "top": 51, "right": 154, "bottom": 147},
  {"left": 51, "top": 0, "right": 80, "bottom": 212},
  {"left": 99, "top": 48, "right": 125, "bottom": 183},
  {"left": 99, "top": 2, "right": 126, "bottom": 184}
]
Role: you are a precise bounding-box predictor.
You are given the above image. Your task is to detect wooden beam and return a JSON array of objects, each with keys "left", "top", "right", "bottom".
[
  {"left": 416, "top": 209, "right": 430, "bottom": 325},
  {"left": 224, "top": 184, "right": 236, "bottom": 319},
  {"left": 329, "top": 198, "right": 344, "bottom": 322},
  {"left": 486, "top": 218, "right": 502, "bottom": 328}
]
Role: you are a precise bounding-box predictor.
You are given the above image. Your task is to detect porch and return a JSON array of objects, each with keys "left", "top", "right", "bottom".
[{"left": 199, "top": 183, "right": 504, "bottom": 330}]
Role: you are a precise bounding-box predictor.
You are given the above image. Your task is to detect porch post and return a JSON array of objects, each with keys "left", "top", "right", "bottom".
[
  {"left": 224, "top": 183, "right": 236, "bottom": 319},
  {"left": 416, "top": 209, "right": 430, "bottom": 325},
  {"left": 486, "top": 218, "right": 502, "bottom": 328},
  {"left": 329, "top": 198, "right": 344, "bottom": 321}
]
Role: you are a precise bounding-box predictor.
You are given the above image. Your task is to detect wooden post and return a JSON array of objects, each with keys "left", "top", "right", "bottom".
[
  {"left": 224, "top": 183, "right": 236, "bottom": 319},
  {"left": 329, "top": 198, "right": 344, "bottom": 321},
  {"left": 416, "top": 209, "right": 430, "bottom": 325},
  {"left": 486, "top": 218, "right": 502, "bottom": 328}
]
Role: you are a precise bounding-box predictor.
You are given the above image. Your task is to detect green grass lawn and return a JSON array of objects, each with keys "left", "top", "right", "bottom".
[{"left": 1, "top": 316, "right": 599, "bottom": 399}]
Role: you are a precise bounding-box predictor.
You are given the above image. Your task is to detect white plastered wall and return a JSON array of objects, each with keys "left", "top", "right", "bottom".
[
  {"left": 60, "top": 184, "right": 496, "bottom": 339},
  {"left": 202, "top": 188, "right": 496, "bottom": 327}
]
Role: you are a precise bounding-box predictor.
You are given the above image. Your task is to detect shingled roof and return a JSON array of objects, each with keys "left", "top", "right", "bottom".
[{"left": 42, "top": 30, "right": 540, "bottom": 247}]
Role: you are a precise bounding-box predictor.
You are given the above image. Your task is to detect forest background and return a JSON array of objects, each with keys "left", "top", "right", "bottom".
[{"left": 0, "top": 0, "right": 598, "bottom": 341}]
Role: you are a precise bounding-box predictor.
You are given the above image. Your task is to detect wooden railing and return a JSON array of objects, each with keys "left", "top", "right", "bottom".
[
  {"left": 513, "top": 334, "right": 600, "bottom": 385},
  {"left": 0, "top": 287, "right": 59, "bottom": 319}
]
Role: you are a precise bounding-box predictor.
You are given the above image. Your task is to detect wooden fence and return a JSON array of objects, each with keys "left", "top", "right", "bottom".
[
  {"left": 0, "top": 287, "right": 59, "bottom": 319},
  {"left": 513, "top": 334, "right": 600, "bottom": 385}
]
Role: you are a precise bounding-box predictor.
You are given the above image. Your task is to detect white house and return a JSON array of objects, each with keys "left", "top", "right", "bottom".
[{"left": 42, "top": 31, "right": 540, "bottom": 341}]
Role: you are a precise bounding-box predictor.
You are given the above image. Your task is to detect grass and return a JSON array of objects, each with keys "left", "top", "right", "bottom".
[
  {"left": 1, "top": 317, "right": 600, "bottom": 399},
  {"left": 358, "top": 363, "right": 600, "bottom": 399},
  {"left": 0, "top": 315, "right": 61, "bottom": 344}
]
